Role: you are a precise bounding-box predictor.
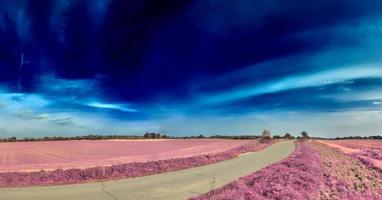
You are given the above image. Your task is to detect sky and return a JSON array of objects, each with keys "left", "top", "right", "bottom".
[{"left": 0, "top": 0, "right": 382, "bottom": 138}]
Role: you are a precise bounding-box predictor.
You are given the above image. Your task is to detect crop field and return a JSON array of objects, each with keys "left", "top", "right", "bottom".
[
  {"left": 0, "top": 139, "right": 252, "bottom": 173},
  {"left": 0, "top": 139, "right": 274, "bottom": 187},
  {"left": 317, "top": 140, "right": 382, "bottom": 170},
  {"left": 2, "top": 139, "right": 381, "bottom": 200}
]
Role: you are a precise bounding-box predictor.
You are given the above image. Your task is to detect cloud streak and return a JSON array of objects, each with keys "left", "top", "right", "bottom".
[
  {"left": 201, "top": 64, "right": 382, "bottom": 105},
  {"left": 87, "top": 102, "right": 137, "bottom": 112}
]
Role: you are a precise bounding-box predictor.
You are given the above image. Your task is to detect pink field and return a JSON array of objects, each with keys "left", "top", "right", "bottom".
[
  {"left": 0, "top": 139, "right": 251, "bottom": 173},
  {"left": 317, "top": 140, "right": 382, "bottom": 170},
  {"left": 313, "top": 142, "right": 382, "bottom": 199},
  {"left": 0, "top": 139, "right": 272, "bottom": 187}
]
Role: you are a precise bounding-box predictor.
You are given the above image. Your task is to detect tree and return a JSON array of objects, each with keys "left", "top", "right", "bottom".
[
  {"left": 273, "top": 135, "right": 281, "bottom": 139},
  {"left": 262, "top": 129, "right": 272, "bottom": 139},
  {"left": 260, "top": 129, "right": 272, "bottom": 143},
  {"left": 150, "top": 133, "right": 157, "bottom": 139},
  {"left": 144, "top": 133, "right": 151, "bottom": 138},
  {"left": 284, "top": 133, "right": 292, "bottom": 139},
  {"left": 198, "top": 134, "right": 205, "bottom": 138},
  {"left": 301, "top": 131, "right": 309, "bottom": 139}
]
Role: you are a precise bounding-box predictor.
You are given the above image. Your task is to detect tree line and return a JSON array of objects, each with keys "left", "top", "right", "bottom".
[{"left": 1, "top": 132, "right": 381, "bottom": 143}]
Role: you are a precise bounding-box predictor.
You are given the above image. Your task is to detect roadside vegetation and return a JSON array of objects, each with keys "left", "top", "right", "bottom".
[
  {"left": 191, "top": 141, "right": 322, "bottom": 200},
  {"left": 191, "top": 132, "right": 382, "bottom": 200}
]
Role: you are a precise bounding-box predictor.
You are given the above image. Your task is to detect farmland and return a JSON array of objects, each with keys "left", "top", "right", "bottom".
[
  {"left": 1, "top": 138, "right": 381, "bottom": 199},
  {"left": 0, "top": 139, "right": 252, "bottom": 173},
  {"left": 317, "top": 140, "right": 382, "bottom": 170},
  {"left": 0, "top": 139, "right": 273, "bottom": 187},
  {"left": 0, "top": 141, "right": 295, "bottom": 200}
]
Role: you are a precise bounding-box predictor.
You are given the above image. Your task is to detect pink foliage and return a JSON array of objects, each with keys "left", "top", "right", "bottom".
[
  {"left": 328, "top": 140, "right": 382, "bottom": 160},
  {"left": 191, "top": 141, "right": 322, "bottom": 200},
  {"left": 313, "top": 142, "right": 382, "bottom": 200},
  {"left": 0, "top": 140, "right": 272, "bottom": 187},
  {"left": 358, "top": 148, "right": 382, "bottom": 161},
  {"left": 318, "top": 140, "right": 382, "bottom": 170}
]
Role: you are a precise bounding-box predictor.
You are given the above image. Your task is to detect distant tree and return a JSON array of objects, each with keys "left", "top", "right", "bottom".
[
  {"left": 198, "top": 134, "right": 205, "bottom": 138},
  {"left": 262, "top": 129, "right": 272, "bottom": 138},
  {"left": 156, "top": 133, "right": 161, "bottom": 139},
  {"left": 284, "top": 133, "right": 292, "bottom": 139},
  {"left": 273, "top": 135, "right": 281, "bottom": 139},
  {"left": 150, "top": 133, "right": 157, "bottom": 139},
  {"left": 144, "top": 133, "right": 150, "bottom": 138},
  {"left": 260, "top": 129, "right": 272, "bottom": 143},
  {"left": 301, "top": 131, "right": 309, "bottom": 139}
]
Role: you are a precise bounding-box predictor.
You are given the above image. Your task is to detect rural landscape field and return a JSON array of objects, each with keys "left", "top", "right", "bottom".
[
  {"left": 1, "top": 136, "right": 382, "bottom": 199},
  {"left": 0, "top": 139, "right": 252, "bottom": 172},
  {"left": 1, "top": 0, "right": 382, "bottom": 199}
]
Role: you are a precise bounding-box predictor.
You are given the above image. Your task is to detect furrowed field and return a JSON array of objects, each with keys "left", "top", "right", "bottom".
[
  {"left": 0, "top": 139, "right": 272, "bottom": 187},
  {"left": 317, "top": 140, "right": 382, "bottom": 170},
  {"left": 0, "top": 139, "right": 251, "bottom": 172},
  {"left": 1, "top": 138, "right": 381, "bottom": 200}
]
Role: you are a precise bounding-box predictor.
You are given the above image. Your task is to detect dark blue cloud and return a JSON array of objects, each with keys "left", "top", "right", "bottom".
[{"left": 1, "top": 0, "right": 382, "bottom": 137}]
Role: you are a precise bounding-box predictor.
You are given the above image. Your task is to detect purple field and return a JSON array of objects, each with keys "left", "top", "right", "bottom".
[
  {"left": 0, "top": 139, "right": 253, "bottom": 172},
  {"left": 0, "top": 139, "right": 272, "bottom": 187},
  {"left": 318, "top": 140, "right": 382, "bottom": 171},
  {"left": 1, "top": 139, "right": 381, "bottom": 200}
]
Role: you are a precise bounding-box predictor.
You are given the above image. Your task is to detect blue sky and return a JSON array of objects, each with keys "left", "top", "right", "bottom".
[{"left": 1, "top": 0, "right": 382, "bottom": 138}]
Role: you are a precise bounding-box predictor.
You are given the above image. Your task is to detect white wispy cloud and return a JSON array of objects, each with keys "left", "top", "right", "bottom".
[
  {"left": 38, "top": 75, "right": 101, "bottom": 99},
  {"left": 201, "top": 64, "right": 382, "bottom": 104},
  {"left": 0, "top": 89, "right": 141, "bottom": 138},
  {"left": 87, "top": 102, "right": 138, "bottom": 112}
]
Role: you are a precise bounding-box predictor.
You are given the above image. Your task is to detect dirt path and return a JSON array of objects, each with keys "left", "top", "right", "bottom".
[{"left": 0, "top": 141, "right": 295, "bottom": 200}]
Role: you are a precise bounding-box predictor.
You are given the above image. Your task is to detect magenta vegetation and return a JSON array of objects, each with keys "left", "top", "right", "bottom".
[
  {"left": 313, "top": 142, "right": 382, "bottom": 199},
  {"left": 192, "top": 140, "right": 382, "bottom": 200},
  {"left": 318, "top": 140, "right": 382, "bottom": 171},
  {"left": 332, "top": 140, "right": 382, "bottom": 160},
  {"left": 0, "top": 139, "right": 272, "bottom": 187},
  {"left": 191, "top": 141, "right": 323, "bottom": 200}
]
